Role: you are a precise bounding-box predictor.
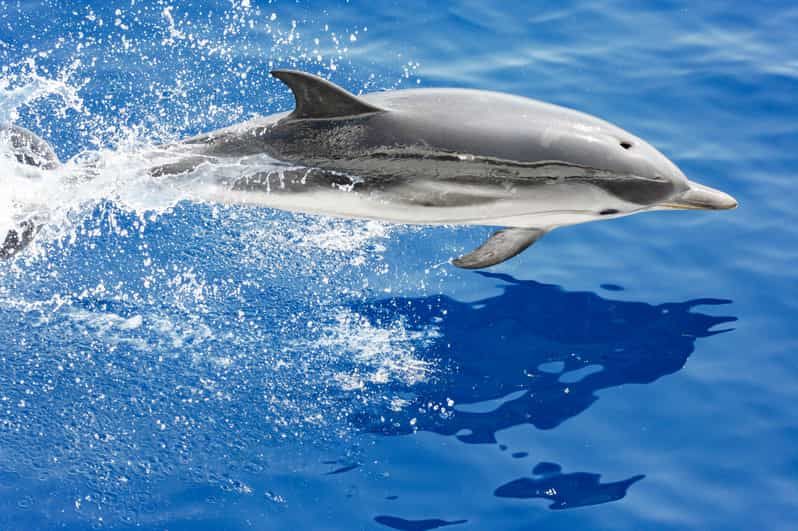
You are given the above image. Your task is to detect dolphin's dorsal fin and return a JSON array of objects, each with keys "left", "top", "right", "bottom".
[
  {"left": 270, "top": 70, "right": 383, "bottom": 120},
  {"left": 452, "top": 228, "right": 546, "bottom": 269}
]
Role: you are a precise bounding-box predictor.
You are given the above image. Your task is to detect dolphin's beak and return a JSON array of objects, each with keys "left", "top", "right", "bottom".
[{"left": 661, "top": 181, "right": 738, "bottom": 210}]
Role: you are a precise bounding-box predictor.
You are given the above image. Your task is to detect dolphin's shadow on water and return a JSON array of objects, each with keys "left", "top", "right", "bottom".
[
  {"left": 373, "top": 461, "right": 644, "bottom": 528},
  {"left": 354, "top": 271, "right": 736, "bottom": 442},
  {"left": 351, "top": 272, "right": 735, "bottom": 518},
  {"left": 493, "top": 461, "right": 645, "bottom": 510}
]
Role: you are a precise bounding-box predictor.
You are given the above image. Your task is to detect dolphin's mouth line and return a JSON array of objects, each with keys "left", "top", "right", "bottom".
[{"left": 658, "top": 203, "right": 706, "bottom": 210}]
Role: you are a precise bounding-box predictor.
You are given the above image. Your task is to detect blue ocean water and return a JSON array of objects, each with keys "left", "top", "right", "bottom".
[{"left": 1, "top": 1, "right": 796, "bottom": 529}]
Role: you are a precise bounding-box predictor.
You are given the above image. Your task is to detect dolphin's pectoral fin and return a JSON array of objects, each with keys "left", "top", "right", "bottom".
[
  {"left": 452, "top": 228, "right": 546, "bottom": 269},
  {"left": 270, "top": 69, "right": 384, "bottom": 120}
]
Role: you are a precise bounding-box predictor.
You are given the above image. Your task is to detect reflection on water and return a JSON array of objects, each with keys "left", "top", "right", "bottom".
[
  {"left": 354, "top": 272, "right": 736, "bottom": 444},
  {"left": 351, "top": 272, "right": 735, "bottom": 514},
  {"left": 494, "top": 462, "right": 645, "bottom": 510},
  {"left": 374, "top": 515, "right": 468, "bottom": 531}
]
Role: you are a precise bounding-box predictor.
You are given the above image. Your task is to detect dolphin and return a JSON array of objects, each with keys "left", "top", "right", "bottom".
[{"left": 2, "top": 70, "right": 737, "bottom": 267}]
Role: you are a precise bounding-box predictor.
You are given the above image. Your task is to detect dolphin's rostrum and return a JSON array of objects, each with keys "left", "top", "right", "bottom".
[{"left": 2, "top": 70, "right": 737, "bottom": 267}]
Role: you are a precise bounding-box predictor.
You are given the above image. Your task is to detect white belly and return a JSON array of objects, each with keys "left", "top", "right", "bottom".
[
  {"left": 153, "top": 150, "right": 636, "bottom": 229},
  {"left": 191, "top": 179, "right": 629, "bottom": 229}
]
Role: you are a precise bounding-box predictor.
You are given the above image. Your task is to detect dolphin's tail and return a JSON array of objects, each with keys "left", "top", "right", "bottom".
[
  {"left": 0, "top": 220, "right": 40, "bottom": 260},
  {"left": 1, "top": 124, "right": 60, "bottom": 169},
  {"left": 1, "top": 124, "right": 59, "bottom": 260}
]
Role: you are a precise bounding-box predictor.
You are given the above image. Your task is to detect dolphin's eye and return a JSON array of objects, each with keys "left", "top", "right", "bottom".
[
  {"left": 599, "top": 209, "right": 619, "bottom": 215},
  {"left": 620, "top": 141, "right": 632, "bottom": 150}
]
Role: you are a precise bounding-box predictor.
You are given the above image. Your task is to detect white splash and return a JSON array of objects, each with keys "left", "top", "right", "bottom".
[
  {"left": 0, "top": 61, "right": 84, "bottom": 124},
  {"left": 315, "top": 310, "right": 440, "bottom": 391}
]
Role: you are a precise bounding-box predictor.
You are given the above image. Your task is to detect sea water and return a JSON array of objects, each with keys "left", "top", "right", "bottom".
[{"left": 1, "top": 1, "right": 796, "bottom": 530}]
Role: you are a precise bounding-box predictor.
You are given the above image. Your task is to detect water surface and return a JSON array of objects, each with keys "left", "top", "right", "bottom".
[{"left": 1, "top": 1, "right": 796, "bottom": 529}]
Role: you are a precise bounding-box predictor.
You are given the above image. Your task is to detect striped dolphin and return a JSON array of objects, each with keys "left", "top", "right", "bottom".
[{"left": 3, "top": 70, "right": 737, "bottom": 267}]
